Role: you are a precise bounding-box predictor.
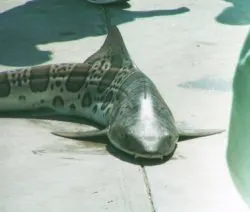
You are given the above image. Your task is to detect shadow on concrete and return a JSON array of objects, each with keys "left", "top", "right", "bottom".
[
  {"left": 104, "top": 4, "right": 190, "bottom": 26},
  {"left": 216, "top": 0, "right": 250, "bottom": 25},
  {"left": 178, "top": 76, "right": 232, "bottom": 92},
  {"left": 0, "top": 0, "right": 190, "bottom": 67},
  {"left": 0, "top": 110, "right": 173, "bottom": 165}
]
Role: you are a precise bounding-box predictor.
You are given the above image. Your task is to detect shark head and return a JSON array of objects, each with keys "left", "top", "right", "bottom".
[{"left": 108, "top": 95, "right": 179, "bottom": 159}]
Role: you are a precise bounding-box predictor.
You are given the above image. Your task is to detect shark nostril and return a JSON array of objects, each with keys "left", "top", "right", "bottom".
[{"left": 160, "top": 134, "right": 174, "bottom": 149}]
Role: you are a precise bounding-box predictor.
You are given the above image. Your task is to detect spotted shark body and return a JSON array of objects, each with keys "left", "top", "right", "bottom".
[{"left": 0, "top": 26, "right": 223, "bottom": 159}]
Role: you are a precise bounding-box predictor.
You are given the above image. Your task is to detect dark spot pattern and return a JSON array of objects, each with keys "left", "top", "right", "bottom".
[
  {"left": 90, "top": 60, "right": 102, "bottom": 68},
  {"left": 16, "top": 73, "right": 22, "bottom": 87},
  {"left": 52, "top": 96, "right": 64, "bottom": 108},
  {"left": 66, "top": 65, "right": 90, "bottom": 92},
  {"left": 116, "top": 93, "right": 120, "bottom": 101},
  {"left": 101, "top": 61, "right": 111, "bottom": 71},
  {"left": 40, "top": 99, "right": 45, "bottom": 104},
  {"left": 81, "top": 92, "right": 92, "bottom": 108},
  {"left": 55, "top": 80, "right": 62, "bottom": 87},
  {"left": 29, "top": 65, "right": 50, "bottom": 92},
  {"left": 105, "top": 108, "right": 111, "bottom": 116},
  {"left": 69, "top": 104, "right": 76, "bottom": 111},
  {"left": 92, "top": 105, "right": 97, "bottom": 114},
  {"left": 53, "top": 65, "right": 67, "bottom": 79},
  {"left": 101, "top": 91, "right": 113, "bottom": 110},
  {"left": 117, "top": 78, "right": 122, "bottom": 84},
  {"left": 97, "top": 70, "right": 119, "bottom": 93},
  {"left": 23, "top": 69, "right": 28, "bottom": 83},
  {"left": 0, "top": 72, "right": 11, "bottom": 97},
  {"left": 111, "top": 55, "right": 123, "bottom": 69},
  {"left": 50, "top": 84, "right": 54, "bottom": 90},
  {"left": 18, "top": 95, "right": 26, "bottom": 101}
]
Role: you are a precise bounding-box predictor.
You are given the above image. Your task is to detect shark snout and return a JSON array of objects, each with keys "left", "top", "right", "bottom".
[
  {"left": 108, "top": 126, "right": 177, "bottom": 158},
  {"left": 108, "top": 109, "right": 179, "bottom": 159},
  {"left": 129, "top": 134, "right": 176, "bottom": 158}
]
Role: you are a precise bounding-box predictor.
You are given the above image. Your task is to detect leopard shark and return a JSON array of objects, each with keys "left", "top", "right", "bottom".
[{"left": 0, "top": 26, "right": 223, "bottom": 159}]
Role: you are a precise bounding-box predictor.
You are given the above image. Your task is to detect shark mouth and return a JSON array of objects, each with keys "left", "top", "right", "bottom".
[{"left": 109, "top": 138, "right": 177, "bottom": 160}]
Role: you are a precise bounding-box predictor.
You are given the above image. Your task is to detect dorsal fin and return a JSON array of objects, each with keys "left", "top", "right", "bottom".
[{"left": 84, "top": 25, "right": 134, "bottom": 69}]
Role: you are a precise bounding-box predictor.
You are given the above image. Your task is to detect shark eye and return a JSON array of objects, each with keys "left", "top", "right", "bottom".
[
  {"left": 120, "top": 131, "right": 127, "bottom": 139},
  {"left": 167, "top": 139, "right": 173, "bottom": 147},
  {"left": 166, "top": 134, "right": 177, "bottom": 147},
  {"left": 168, "top": 135, "right": 173, "bottom": 140}
]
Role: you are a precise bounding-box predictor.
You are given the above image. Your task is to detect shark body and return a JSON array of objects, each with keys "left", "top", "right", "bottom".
[{"left": 0, "top": 26, "right": 223, "bottom": 159}]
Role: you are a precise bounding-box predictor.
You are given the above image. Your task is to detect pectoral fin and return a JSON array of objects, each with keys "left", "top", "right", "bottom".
[
  {"left": 52, "top": 128, "right": 108, "bottom": 140},
  {"left": 178, "top": 128, "right": 225, "bottom": 141}
]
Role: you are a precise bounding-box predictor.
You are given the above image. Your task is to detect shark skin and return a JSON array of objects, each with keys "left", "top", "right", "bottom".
[{"left": 0, "top": 26, "right": 224, "bottom": 159}]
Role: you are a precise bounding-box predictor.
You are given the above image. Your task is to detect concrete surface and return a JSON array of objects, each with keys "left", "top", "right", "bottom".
[
  {"left": 0, "top": 119, "right": 152, "bottom": 212},
  {"left": 0, "top": 0, "right": 249, "bottom": 211}
]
